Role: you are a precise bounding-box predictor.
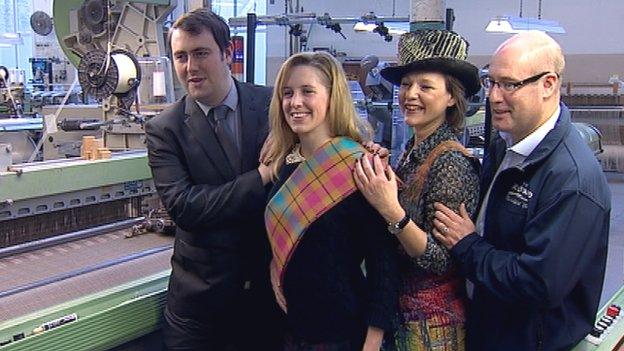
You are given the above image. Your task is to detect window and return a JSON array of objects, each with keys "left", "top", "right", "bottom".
[
  {"left": 0, "top": 0, "right": 33, "bottom": 81},
  {"left": 212, "top": 0, "right": 267, "bottom": 85}
]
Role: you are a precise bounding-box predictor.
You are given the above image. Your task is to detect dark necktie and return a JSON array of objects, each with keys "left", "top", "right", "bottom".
[{"left": 209, "top": 105, "right": 241, "bottom": 174}]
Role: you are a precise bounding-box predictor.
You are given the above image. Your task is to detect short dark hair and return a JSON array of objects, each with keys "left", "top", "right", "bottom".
[{"left": 168, "top": 8, "right": 231, "bottom": 55}]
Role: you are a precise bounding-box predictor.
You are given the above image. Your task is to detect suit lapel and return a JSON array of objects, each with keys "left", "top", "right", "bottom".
[
  {"left": 236, "top": 81, "right": 264, "bottom": 172},
  {"left": 183, "top": 96, "right": 236, "bottom": 179}
]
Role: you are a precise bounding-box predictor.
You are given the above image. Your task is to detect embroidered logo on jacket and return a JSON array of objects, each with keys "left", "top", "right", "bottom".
[{"left": 505, "top": 182, "right": 533, "bottom": 209}]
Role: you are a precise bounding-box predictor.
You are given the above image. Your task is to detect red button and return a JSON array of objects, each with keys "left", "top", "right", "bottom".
[{"left": 607, "top": 305, "right": 620, "bottom": 317}]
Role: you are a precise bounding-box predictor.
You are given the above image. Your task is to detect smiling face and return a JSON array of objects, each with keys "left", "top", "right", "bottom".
[
  {"left": 398, "top": 71, "right": 455, "bottom": 139},
  {"left": 281, "top": 65, "right": 332, "bottom": 142},
  {"left": 487, "top": 47, "right": 547, "bottom": 142},
  {"left": 487, "top": 32, "right": 563, "bottom": 143},
  {"left": 171, "top": 28, "right": 233, "bottom": 106}
]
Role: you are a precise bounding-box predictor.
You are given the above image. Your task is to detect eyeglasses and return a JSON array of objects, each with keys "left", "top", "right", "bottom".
[{"left": 481, "top": 71, "right": 556, "bottom": 92}]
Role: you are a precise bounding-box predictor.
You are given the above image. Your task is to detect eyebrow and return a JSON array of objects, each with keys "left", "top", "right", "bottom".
[
  {"left": 283, "top": 84, "right": 316, "bottom": 90},
  {"left": 401, "top": 77, "right": 436, "bottom": 84},
  {"left": 419, "top": 78, "right": 437, "bottom": 84},
  {"left": 487, "top": 73, "right": 521, "bottom": 82},
  {"left": 173, "top": 47, "right": 211, "bottom": 55}
]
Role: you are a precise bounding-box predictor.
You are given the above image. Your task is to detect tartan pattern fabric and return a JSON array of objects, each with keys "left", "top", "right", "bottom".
[{"left": 265, "top": 137, "right": 364, "bottom": 287}]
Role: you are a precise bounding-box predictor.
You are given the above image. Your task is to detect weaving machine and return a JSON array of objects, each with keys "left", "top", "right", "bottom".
[
  {"left": 0, "top": 151, "right": 174, "bottom": 350},
  {"left": 0, "top": 0, "right": 177, "bottom": 349}
]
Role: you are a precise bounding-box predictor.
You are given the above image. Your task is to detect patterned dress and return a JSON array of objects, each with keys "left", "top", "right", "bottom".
[{"left": 389, "top": 123, "right": 480, "bottom": 351}]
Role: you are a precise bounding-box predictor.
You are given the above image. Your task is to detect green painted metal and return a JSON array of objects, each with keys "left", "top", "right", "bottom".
[
  {"left": 53, "top": 0, "right": 172, "bottom": 68},
  {"left": 571, "top": 285, "right": 624, "bottom": 350},
  {"left": 52, "top": 0, "right": 83, "bottom": 67},
  {"left": 0, "top": 270, "right": 170, "bottom": 351},
  {"left": 0, "top": 154, "right": 152, "bottom": 203}
]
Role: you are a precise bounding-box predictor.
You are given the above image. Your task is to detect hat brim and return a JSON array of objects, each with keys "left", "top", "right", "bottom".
[{"left": 380, "top": 57, "right": 481, "bottom": 97}]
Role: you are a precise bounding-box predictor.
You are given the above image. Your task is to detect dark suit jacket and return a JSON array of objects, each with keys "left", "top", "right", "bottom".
[{"left": 145, "top": 80, "right": 275, "bottom": 333}]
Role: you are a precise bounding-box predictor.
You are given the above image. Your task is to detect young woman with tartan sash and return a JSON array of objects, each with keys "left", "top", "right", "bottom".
[
  {"left": 354, "top": 30, "right": 481, "bottom": 351},
  {"left": 264, "top": 51, "right": 399, "bottom": 351}
]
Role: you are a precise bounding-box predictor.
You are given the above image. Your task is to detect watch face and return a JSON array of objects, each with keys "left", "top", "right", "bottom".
[
  {"left": 387, "top": 224, "right": 400, "bottom": 236},
  {"left": 388, "top": 215, "right": 409, "bottom": 235}
]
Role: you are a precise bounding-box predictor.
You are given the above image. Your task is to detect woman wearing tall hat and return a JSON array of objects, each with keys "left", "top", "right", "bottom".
[{"left": 354, "top": 30, "right": 481, "bottom": 350}]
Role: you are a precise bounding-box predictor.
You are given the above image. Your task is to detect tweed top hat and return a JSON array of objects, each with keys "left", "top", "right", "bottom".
[{"left": 380, "top": 30, "right": 481, "bottom": 96}]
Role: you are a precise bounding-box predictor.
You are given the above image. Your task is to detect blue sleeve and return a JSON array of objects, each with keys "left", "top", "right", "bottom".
[{"left": 451, "top": 190, "right": 610, "bottom": 307}]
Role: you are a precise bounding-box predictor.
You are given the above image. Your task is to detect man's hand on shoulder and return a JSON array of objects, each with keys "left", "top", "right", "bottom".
[
  {"left": 432, "top": 203, "right": 475, "bottom": 249},
  {"left": 258, "top": 162, "right": 273, "bottom": 185}
]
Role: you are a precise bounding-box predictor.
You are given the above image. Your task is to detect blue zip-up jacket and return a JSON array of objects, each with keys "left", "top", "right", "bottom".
[{"left": 451, "top": 103, "right": 611, "bottom": 351}]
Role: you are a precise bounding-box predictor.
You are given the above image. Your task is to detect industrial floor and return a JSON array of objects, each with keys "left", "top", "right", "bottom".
[{"left": 602, "top": 171, "right": 624, "bottom": 306}]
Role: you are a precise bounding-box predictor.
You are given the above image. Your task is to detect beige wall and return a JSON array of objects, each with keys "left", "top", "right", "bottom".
[
  {"left": 264, "top": 0, "right": 624, "bottom": 87},
  {"left": 267, "top": 54, "right": 624, "bottom": 88},
  {"left": 469, "top": 53, "right": 624, "bottom": 84}
]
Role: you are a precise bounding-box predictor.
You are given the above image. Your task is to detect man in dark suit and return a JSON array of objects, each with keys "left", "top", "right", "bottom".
[{"left": 145, "top": 9, "right": 282, "bottom": 350}]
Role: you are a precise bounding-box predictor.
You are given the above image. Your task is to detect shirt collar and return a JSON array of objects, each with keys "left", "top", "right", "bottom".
[
  {"left": 195, "top": 77, "right": 237, "bottom": 115},
  {"left": 499, "top": 105, "right": 560, "bottom": 157}
]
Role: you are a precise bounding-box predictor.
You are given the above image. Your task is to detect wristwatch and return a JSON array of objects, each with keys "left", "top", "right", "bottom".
[{"left": 387, "top": 214, "right": 410, "bottom": 236}]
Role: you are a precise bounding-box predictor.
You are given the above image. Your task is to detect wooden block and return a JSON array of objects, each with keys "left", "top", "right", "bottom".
[
  {"left": 81, "top": 136, "right": 96, "bottom": 159},
  {"left": 97, "top": 148, "right": 112, "bottom": 159}
]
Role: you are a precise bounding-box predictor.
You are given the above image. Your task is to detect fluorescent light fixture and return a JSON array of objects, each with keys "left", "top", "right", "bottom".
[
  {"left": 354, "top": 22, "right": 408, "bottom": 35},
  {"left": 387, "top": 23, "right": 408, "bottom": 35},
  {"left": 354, "top": 22, "right": 377, "bottom": 32},
  {"left": 0, "top": 32, "right": 23, "bottom": 45},
  {"left": 211, "top": 1, "right": 235, "bottom": 6},
  {"left": 0, "top": 32, "right": 19, "bottom": 39},
  {"left": 485, "top": 16, "right": 565, "bottom": 34}
]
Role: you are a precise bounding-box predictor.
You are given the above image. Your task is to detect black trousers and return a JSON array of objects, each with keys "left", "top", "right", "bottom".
[
  {"left": 283, "top": 329, "right": 366, "bottom": 351},
  {"left": 162, "top": 287, "right": 285, "bottom": 351}
]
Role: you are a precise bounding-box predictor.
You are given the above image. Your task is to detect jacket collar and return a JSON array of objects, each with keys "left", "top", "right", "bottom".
[
  {"left": 182, "top": 79, "right": 264, "bottom": 179},
  {"left": 490, "top": 102, "right": 571, "bottom": 172},
  {"left": 521, "top": 102, "right": 571, "bottom": 169},
  {"left": 236, "top": 79, "right": 264, "bottom": 172},
  {"left": 399, "top": 122, "right": 457, "bottom": 168}
]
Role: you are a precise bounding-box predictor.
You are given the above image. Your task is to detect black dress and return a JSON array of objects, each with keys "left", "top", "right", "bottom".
[{"left": 269, "top": 161, "right": 400, "bottom": 351}]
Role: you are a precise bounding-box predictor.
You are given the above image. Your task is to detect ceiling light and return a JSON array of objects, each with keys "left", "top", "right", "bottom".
[
  {"left": 485, "top": 16, "right": 565, "bottom": 34},
  {"left": 353, "top": 22, "right": 377, "bottom": 32},
  {"left": 0, "top": 32, "right": 23, "bottom": 45}
]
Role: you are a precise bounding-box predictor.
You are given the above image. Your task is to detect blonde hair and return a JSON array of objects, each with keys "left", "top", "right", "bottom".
[{"left": 267, "top": 51, "right": 369, "bottom": 178}]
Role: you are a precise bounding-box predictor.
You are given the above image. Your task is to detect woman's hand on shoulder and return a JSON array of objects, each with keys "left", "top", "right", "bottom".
[
  {"left": 354, "top": 154, "right": 402, "bottom": 220},
  {"left": 362, "top": 141, "right": 390, "bottom": 159}
]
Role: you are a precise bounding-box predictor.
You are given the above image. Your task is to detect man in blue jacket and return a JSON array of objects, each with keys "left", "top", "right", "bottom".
[{"left": 432, "top": 31, "right": 611, "bottom": 350}]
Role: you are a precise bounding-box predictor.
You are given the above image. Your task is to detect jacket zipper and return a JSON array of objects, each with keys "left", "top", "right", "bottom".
[{"left": 536, "top": 312, "right": 544, "bottom": 351}]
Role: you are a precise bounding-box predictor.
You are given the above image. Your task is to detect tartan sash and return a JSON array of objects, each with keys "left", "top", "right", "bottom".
[{"left": 265, "top": 137, "right": 365, "bottom": 290}]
